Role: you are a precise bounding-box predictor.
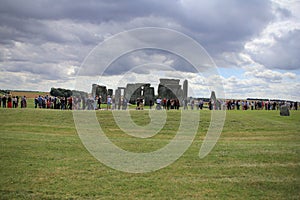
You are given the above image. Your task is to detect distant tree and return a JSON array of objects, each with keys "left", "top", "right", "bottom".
[
  {"left": 0, "top": 89, "right": 10, "bottom": 95},
  {"left": 50, "top": 88, "right": 61, "bottom": 97},
  {"left": 50, "top": 88, "right": 72, "bottom": 97},
  {"left": 63, "top": 89, "right": 72, "bottom": 98}
]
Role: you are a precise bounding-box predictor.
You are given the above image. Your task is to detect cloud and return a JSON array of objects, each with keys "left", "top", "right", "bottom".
[
  {"left": 245, "top": 68, "right": 296, "bottom": 83},
  {"left": 104, "top": 49, "right": 197, "bottom": 76},
  {"left": 248, "top": 29, "right": 300, "bottom": 70},
  {"left": 0, "top": 0, "right": 299, "bottom": 101},
  {"left": 211, "top": 74, "right": 300, "bottom": 101},
  {"left": 0, "top": 0, "right": 274, "bottom": 48},
  {"left": 243, "top": 0, "right": 300, "bottom": 70}
]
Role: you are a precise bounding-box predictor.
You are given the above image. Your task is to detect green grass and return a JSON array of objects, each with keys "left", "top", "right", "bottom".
[{"left": 0, "top": 109, "right": 299, "bottom": 199}]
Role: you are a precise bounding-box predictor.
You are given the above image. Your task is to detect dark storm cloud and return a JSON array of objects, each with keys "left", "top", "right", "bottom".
[
  {"left": 176, "top": 0, "right": 273, "bottom": 52},
  {"left": 0, "top": 0, "right": 273, "bottom": 46},
  {"left": 0, "top": 0, "right": 278, "bottom": 81},
  {"left": 0, "top": 0, "right": 172, "bottom": 21}
]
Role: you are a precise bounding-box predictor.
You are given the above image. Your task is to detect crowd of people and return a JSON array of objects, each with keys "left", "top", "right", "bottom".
[
  {"left": 155, "top": 97, "right": 181, "bottom": 110},
  {"left": 1, "top": 93, "right": 298, "bottom": 111},
  {"left": 33, "top": 95, "right": 74, "bottom": 109},
  {"left": 157, "top": 98, "right": 298, "bottom": 111},
  {"left": 0, "top": 94, "right": 27, "bottom": 108},
  {"left": 222, "top": 99, "right": 298, "bottom": 111},
  {"left": 32, "top": 95, "right": 109, "bottom": 110}
]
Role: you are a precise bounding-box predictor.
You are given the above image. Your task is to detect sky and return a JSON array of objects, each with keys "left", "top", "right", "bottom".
[{"left": 0, "top": 0, "right": 299, "bottom": 101}]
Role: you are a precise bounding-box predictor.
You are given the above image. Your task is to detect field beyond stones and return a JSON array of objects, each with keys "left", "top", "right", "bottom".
[{"left": 0, "top": 109, "right": 299, "bottom": 199}]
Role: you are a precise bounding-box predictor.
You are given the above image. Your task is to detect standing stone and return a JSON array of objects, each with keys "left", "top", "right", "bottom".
[
  {"left": 115, "top": 88, "right": 121, "bottom": 110},
  {"left": 115, "top": 87, "right": 125, "bottom": 110},
  {"left": 158, "top": 79, "right": 184, "bottom": 104},
  {"left": 183, "top": 79, "right": 188, "bottom": 100},
  {"left": 92, "top": 84, "right": 98, "bottom": 98},
  {"left": 124, "top": 83, "right": 155, "bottom": 105},
  {"left": 210, "top": 91, "right": 221, "bottom": 110},
  {"left": 107, "top": 89, "right": 113, "bottom": 97},
  {"left": 144, "top": 86, "right": 154, "bottom": 106},
  {"left": 92, "top": 84, "right": 107, "bottom": 103},
  {"left": 125, "top": 83, "right": 144, "bottom": 104},
  {"left": 280, "top": 105, "right": 290, "bottom": 116}
]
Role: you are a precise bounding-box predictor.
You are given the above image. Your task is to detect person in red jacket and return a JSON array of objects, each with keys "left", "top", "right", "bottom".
[
  {"left": 68, "top": 96, "right": 73, "bottom": 110},
  {"left": 7, "top": 95, "right": 12, "bottom": 108}
]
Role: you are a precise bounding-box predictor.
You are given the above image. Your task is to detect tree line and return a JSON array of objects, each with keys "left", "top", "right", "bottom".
[{"left": 50, "top": 88, "right": 87, "bottom": 98}]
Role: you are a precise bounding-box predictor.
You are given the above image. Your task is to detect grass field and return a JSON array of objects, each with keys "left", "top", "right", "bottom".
[{"left": 0, "top": 108, "right": 299, "bottom": 199}]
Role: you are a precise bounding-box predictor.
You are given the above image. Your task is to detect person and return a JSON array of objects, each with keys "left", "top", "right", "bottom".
[
  {"left": 156, "top": 97, "right": 162, "bottom": 110},
  {"left": 190, "top": 99, "right": 194, "bottom": 110},
  {"left": 38, "top": 95, "right": 43, "bottom": 108},
  {"left": 183, "top": 99, "right": 188, "bottom": 110},
  {"left": 42, "top": 97, "right": 47, "bottom": 108},
  {"left": 77, "top": 96, "right": 81, "bottom": 110},
  {"left": 7, "top": 95, "right": 12, "bottom": 108},
  {"left": 122, "top": 98, "right": 128, "bottom": 110},
  {"left": 68, "top": 96, "right": 73, "bottom": 110},
  {"left": 53, "top": 97, "right": 57, "bottom": 109},
  {"left": 163, "top": 98, "right": 167, "bottom": 110},
  {"left": 107, "top": 95, "right": 112, "bottom": 110},
  {"left": 227, "top": 100, "right": 231, "bottom": 110},
  {"left": 60, "top": 97, "right": 65, "bottom": 110},
  {"left": 12, "top": 96, "right": 17, "bottom": 108},
  {"left": 236, "top": 100, "right": 240, "bottom": 110},
  {"left": 86, "top": 95, "right": 94, "bottom": 110},
  {"left": 136, "top": 98, "right": 140, "bottom": 110},
  {"left": 112, "top": 97, "right": 116, "bottom": 110},
  {"left": 82, "top": 96, "right": 86, "bottom": 110},
  {"left": 199, "top": 99, "right": 204, "bottom": 110},
  {"left": 175, "top": 99, "right": 180, "bottom": 110},
  {"left": 64, "top": 96, "right": 68, "bottom": 109},
  {"left": 21, "top": 96, "right": 27, "bottom": 108},
  {"left": 34, "top": 96, "right": 38, "bottom": 108},
  {"left": 272, "top": 101, "right": 277, "bottom": 110},
  {"left": 258, "top": 101, "right": 262, "bottom": 110},
  {"left": 2, "top": 95, "right": 7, "bottom": 108},
  {"left": 232, "top": 100, "right": 236, "bottom": 110},
  {"left": 166, "top": 99, "right": 171, "bottom": 110},
  {"left": 264, "top": 101, "right": 268, "bottom": 110},
  {"left": 117, "top": 96, "right": 121, "bottom": 110},
  {"left": 54, "top": 97, "right": 59, "bottom": 109},
  {"left": 208, "top": 100, "right": 212, "bottom": 110},
  {"left": 16, "top": 96, "right": 19, "bottom": 108},
  {"left": 149, "top": 99, "right": 153, "bottom": 110},
  {"left": 46, "top": 98, "right": 51, "bottom": 109},
  {"left": 98, "top": 96, "right": 102, "bottom": 109},
  {"left": 170, "top": 99, "right": 175, "bottom": 109},
  {"left": 139, "top": 98, "right": 144, "bottom": 110}
]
